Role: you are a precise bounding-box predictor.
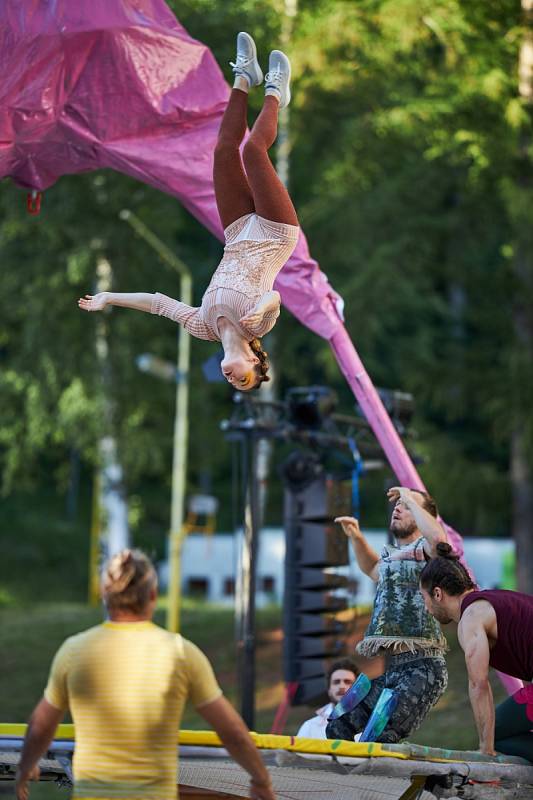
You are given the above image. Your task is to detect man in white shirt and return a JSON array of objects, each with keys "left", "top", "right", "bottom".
[{"left": 296, "top": 659, "right": 359, "bottom": 739}]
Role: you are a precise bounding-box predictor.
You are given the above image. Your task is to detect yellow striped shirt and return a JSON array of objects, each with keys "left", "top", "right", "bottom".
[{"left": 45, "top": 621, "right": 222, "bottom": 800}]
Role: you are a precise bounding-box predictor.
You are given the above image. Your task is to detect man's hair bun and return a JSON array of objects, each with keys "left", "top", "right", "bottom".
[
  {"left": 101, "top": 548, "right": 157, "bottom": 614},
  {"left": 420, "top": 541, "right": 476, "bottom": 595},
  {"left": 103, "top": 550, "right": 137, "bottom": 595},
  {"left": 435, "top": 542, "right": 457, "bottom": 559}
]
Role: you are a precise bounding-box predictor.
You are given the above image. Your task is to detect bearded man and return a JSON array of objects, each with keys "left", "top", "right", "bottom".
[{"left": 326, "top": 487, "right": 448, "bottom": 743}]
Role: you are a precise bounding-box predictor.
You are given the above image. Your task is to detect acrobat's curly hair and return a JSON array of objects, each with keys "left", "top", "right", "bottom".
[{"left": 249, "top": 338, "right": 271, "bottom": 388}]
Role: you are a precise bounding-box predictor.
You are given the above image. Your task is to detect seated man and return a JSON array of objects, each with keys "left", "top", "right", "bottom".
[
  {"left": 296, "top": 659, "right": 359, "bottom": 739},
  {"left": 420, "top": 544, "right": 533, "bottom": 762}
]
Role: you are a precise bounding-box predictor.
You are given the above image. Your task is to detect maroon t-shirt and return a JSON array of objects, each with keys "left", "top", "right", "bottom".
[{"left": 460, "top": 589, "right": 533, "bottom": 681}]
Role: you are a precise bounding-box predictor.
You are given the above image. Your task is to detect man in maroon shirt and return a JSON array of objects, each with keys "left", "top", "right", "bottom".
[{"left": 419, "top": 544, "right": 533, "bottom": 762}]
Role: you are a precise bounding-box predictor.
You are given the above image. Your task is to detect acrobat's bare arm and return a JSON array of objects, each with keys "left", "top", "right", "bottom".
[
  {"left": 78, "top": 291, "right": 213, "bottom": 340},
  {"left": 78, "top": 292, "right": 154, "bottom": 313}
]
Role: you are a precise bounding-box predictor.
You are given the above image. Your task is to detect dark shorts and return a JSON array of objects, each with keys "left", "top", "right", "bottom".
[{"left": 326, "top": 651, "right": 448, "bottom": 743}]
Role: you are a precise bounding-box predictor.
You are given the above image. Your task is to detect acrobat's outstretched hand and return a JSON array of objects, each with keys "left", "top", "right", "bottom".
[{"left": 78, "top": 293, "right": 109, "bottom": 312}]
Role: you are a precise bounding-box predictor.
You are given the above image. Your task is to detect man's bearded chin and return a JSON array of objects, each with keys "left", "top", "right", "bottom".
[
  {"left": 433, "top": 608, "right": 453, "bottom": 625},
  {"left": 390, "top": 520, "right": 417, "bottom": 539}
]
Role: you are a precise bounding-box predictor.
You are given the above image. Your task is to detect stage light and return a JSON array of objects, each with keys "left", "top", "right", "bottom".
[
  {"left": 280, "top": 450, "right": 323, "bottom": 493},
  {"left": 286, "top": 386, "right": 337, "bottom": 430}
]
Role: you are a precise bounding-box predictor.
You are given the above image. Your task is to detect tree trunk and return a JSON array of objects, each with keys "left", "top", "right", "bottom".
[
  {"left": 510, "top": 1, "right": 533, "bottom": 594},
  {"left": 95, "top": 257, "right": 130, "bottom": 558},
  {"left": 511, "top": 430, "right": 533, "bottom": 592}
]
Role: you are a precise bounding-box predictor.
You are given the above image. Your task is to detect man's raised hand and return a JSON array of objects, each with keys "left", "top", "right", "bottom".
[
  {"left": 335, "top": 516, "right": 362, "bottom": 540},
  {"left": 387, "top": 486, "right": 415, "bottom": 506}
]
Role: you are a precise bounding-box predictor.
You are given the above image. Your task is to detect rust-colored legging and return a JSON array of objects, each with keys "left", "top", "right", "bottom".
[{"left": 213, "top": 89, "right": 299, "bottom": 231}]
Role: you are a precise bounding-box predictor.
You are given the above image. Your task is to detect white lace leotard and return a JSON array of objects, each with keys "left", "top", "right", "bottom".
[{"left": 151, "top": 213, "right": 299, "bottom": 341}]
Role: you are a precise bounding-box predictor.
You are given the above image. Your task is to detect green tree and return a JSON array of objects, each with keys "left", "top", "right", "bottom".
[
  {"left": 375, "top": 566, "right": 401, "bottom": 634},
  {"left": 400, "top": 588, "right": 420, "bottom": 634}
]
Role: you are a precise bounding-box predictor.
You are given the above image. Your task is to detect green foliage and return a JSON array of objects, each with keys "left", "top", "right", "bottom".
[
  {"left": 288, "top": 0, "right": 532, "bottom": 533},
  {"left": 0, "top": 482, "right": 92, "bottom": 605}
]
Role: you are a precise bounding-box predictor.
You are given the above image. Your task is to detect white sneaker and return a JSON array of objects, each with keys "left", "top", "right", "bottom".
[
  {"left": 264, "top": 49, "right": 291, "bottom": 108},
  {"left": 230, "top": 32, "right": 263, "bottom": 88}
]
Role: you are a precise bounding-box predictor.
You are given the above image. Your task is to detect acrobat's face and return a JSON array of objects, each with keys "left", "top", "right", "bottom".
[
  {"left": 328, "top": 669, "right": 357, "bottom": 704},
  {"left": 221, "top": 354, "right": 260, "bottom": 391}
]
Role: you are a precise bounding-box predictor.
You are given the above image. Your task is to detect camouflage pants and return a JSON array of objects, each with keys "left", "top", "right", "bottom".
[{"left": 326, "top": 651, "right": 448, "bottom": 743}]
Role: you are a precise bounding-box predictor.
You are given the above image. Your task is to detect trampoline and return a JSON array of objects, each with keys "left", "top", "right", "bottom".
[{"left": 2, "top": 724, "right": 532, "bottom": 800}]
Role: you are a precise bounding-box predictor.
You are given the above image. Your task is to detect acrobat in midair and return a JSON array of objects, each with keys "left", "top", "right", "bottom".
[{"left": 79, "top": 32, "right": 299, "bottom": 391}]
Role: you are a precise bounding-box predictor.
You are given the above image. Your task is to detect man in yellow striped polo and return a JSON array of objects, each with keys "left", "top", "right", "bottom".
[{"left": 15, "top": 549, "right": 275, "bottom": 800}]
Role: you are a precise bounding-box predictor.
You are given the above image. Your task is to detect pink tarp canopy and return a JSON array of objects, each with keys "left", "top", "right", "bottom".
[{"left": 0, "top": 0, "right": 520, "bottom": 693}]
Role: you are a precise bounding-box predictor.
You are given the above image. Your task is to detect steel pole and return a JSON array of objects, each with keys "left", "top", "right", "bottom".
[{"left": 239, "top": 431, "right": 260, "bottom": 728}]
